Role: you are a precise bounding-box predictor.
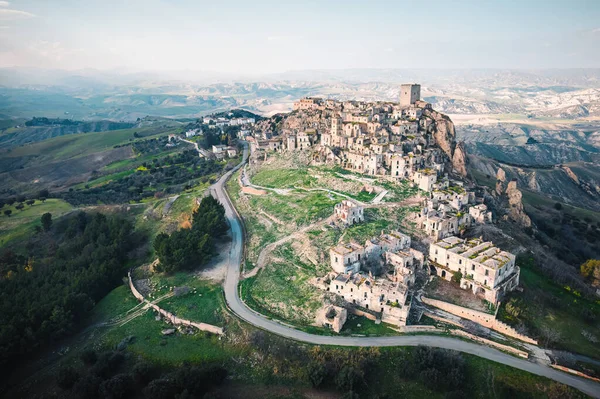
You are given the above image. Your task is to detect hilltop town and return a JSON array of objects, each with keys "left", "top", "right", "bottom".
[{"left": 232, "top": 84, "right": 533, "bottom": 345}]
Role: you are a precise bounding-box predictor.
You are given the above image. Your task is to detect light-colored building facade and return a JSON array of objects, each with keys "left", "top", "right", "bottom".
[
  {"left": 329, "top": 273, "right": 411, "bottom": 326},
  {"left": 400, "top": 84, "right": 421, "bottom": 107},
  {"left": 334, "top": 200, "right": 364, "bottom": 226},
  {"left": 429, "top": 236, "right": 520, "bottom": 304}
]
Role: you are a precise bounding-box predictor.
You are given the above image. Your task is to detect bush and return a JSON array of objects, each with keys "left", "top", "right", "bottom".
[
  {"left": 451, "top": 271, "right": 463, "bottom": 284},
  {"left": 80, "top": 348, "right": 98, "bottom": 365},
  {"left": 57, "top": 365, "right": 80, "bottom": 390},
  {"left": 144, "top": 378, "right": 179, "bottom": 399},
  {"left": 72, "top": 374, "right": 102, "bottom": 399},
  {"left": 99, "top": 373, "right": 134, "bottom": 399},
  {"left": 132, "top": 361, "right": 157, "bottom": 385}
]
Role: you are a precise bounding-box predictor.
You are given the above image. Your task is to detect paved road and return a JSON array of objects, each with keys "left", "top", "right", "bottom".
[{"left": 212, "top": 142, "right": 600, "bottom": 398}]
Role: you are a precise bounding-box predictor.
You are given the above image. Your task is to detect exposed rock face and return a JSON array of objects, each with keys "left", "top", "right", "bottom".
[
  {"left": 423, "top": 109, "right": 467, "bottom": 176},
  {"left": 495, "top": 180, "right": 505, "bottom": 196},
  {"left": 562, "top": 166, "right": 580, "bottom": 184},
  {"left": 452, "top": 142, "right": 468, "bottom": 177},
  {"left": 496, "top": 167, "right": 506, "bottom": 182},
  {"left": 527, "top": 172, "right": 540, "bottom": 191},
  {"left": 504, "top": 180, "right": 532, "bottom": 227}
]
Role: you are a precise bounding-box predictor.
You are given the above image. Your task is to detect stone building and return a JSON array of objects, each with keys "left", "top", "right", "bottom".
[
  {"left": 293, "top": 97, "right": 323, "bottom": 110},
  {"left": 330, "top": 242, "right": 365, "bottom": 273},
  {"left": 412, "top": 169, "right": 438, "bottom": 192},
  {"left": 334, "top": 200, "right": 364, "bottom": 226},
  {"left": 469, "top": 204, "right": 493, "bottom": 224},
  {"left": 328, "top": 272, "right": 411, "bottom": 326},
  {"left": 429, "top": 236, "right": 520, "bottom": 304},
  {"left": 400, "top": 84, "right": 421, "bottom": 107},
  {"left": 316, "top": 305, "right": 347, "bottom": 333}
]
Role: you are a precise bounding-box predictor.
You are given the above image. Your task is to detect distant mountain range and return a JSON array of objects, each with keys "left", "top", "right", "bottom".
[{"left": 2, "top": 68, "right": 600, "bottom": 121}]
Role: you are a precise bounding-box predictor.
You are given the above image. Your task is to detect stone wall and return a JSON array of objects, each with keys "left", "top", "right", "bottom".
[
  {"left": 422, "top": 296, "right": 537, "bottom": 344},
  {"left": 128, "top": 272, "right": 223, "bottom": 335},
  {"left": 550, "top": 364, "right": 600, "bottom": 383},
  {"left": 451, "top": 329, "right": 528, "bottom": 358}
]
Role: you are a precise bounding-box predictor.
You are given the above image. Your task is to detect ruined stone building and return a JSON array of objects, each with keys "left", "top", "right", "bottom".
[
  {"left": 469, "top": 204, "right": 493, "bottom": 224},
  {"left": 334, "top": 200, "right": 364, "bottom": 226},
  {"left": 328, "top": 272, "right": 411, "bottom": 326},
  {"left": 316, "top": 305, "right": 347, "bottom": 333},
  {"left": 429, "top": 236, "right": 520, "bottom": 304}
]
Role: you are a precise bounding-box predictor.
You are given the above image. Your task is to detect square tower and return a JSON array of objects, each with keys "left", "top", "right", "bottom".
[{"left": 399, "top": 84, "right": 421, "bottom": 106}]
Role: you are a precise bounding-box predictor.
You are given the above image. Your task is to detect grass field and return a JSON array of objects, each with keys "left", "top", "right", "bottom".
[
  {"left": 252, "top": 168, "right": 317, "bottom": 188},
  {"left": 87, "top": 284, "right": 141, "bottom": 324},
  {"left": 247, "top": 190, "right": 342, "bottom": 227},
  {"left": 0, "top": 199, "right": 74, "bottom": 246},
  {"left": 244, "top": 243, "right": 326, "bottom": 324},
  {"left": 498, "top": 257, "right": 600, "bottom": 359},
  {"left": 4, "top": 125, "right": 175, "bottom": 165},
  {"left": 155, "top": 276, "right": 225, "bottom": 326},
  {"left": 101, "top": 309, "right": 238, "bottom": 366}
]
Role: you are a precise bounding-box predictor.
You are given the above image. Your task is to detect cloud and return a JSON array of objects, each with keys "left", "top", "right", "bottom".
[
  {"left": 592, "top": 28, "right": 600, "bottom": 34},
  {"left": 0, "top": 2, "right": 10, "bottom": 7},
  {"left": 0, "top": 7, "right": 35, "bottom": 20}
]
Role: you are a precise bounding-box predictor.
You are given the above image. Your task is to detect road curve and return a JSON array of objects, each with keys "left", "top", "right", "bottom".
[{"left": 212, "top": 143, "right": 600, "bottom": 398}]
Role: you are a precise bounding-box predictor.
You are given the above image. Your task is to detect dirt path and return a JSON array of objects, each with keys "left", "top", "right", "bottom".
[
  {"left": 162, "top": 194, "right": 180, "bottom": 216},
  {"left": 243, "top": 215, "right": 335, "bottom": 278}
]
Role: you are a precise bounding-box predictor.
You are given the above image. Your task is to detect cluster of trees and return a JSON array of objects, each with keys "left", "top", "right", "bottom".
[
  {"left": 25, "top": 117, "right": 81, "bottom": 127},
  {"left": 0, "top": 212, "right": 140, "bottom": 375},
  {"left": 196, "top": 125, "right": 240, "bottom": 150},
  {"left": 248, "top": 329, "right": 469, "bottom": 398},
  {"left": 154, "top": 196, "right": 228, "bottom": 273},
  {"left": 56, "top": 348, "right": 227, "bottom": 399},
  {"left": 1, "top": 189, "right": 51, "bottom": 217},
  {"left": 62, "top": 151, "right": 222, "bottom": 206},
  {"left": 130, "top": 136, "right": 171, "bottom": 155}
]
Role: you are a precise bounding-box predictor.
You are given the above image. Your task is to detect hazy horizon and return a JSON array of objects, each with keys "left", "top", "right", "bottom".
[{"left": 1, "top": 0, "right": 599, "bottom": 75}]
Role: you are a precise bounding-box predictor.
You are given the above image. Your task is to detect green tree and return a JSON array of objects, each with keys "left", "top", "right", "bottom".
[
  {"left": 99, "top": 374, "right": 134, "bottom": 399},
  {"left": 26, "top": 199, "right": 35, "bottom": 206},
  {"left": 15, "top": 203, "right": 24, "bottom": 211},
  {"left": 57, "top": 365, "right": 80, "bottom": 390},
  {"left": 308, "top": 361, "right": 327, "bottom": 387},
  {"left": 451, "top": 271, "right": 463, "bottom": 284},
  {"left": 41, "top": 212, "right": 53, "bottom": 232},
  {"left": 3, "top": 210, "right": 11, "bottom": 217}
]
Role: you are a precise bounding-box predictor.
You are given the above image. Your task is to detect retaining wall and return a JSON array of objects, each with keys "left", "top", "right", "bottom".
[
  {"left": 422, "top": 296, "right": 537, "bottom": 344},
  {"left": 451, "top": 329, "right": 528, "bottom": 359},
  {"left": 350, "top": 308, "right": 378, "bottom": 321},
  {"left": 550, "top": 364, "right": 600, "bottom": 383},
  {"left": 127, "top": 272, "right": 223, "bottom": 335}
]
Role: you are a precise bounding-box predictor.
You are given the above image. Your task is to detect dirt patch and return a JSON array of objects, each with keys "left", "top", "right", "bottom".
[
  {"left": 197, "top": 236, "right": 232, "bottom": 283},
  {"left": 426, "top": 276, "right": 491, "bottom": 313}
]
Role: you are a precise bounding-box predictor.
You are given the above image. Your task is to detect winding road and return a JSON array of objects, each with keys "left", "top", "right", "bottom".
[{"left": 211, "top": 142, "right": 600, "bottom": 398}]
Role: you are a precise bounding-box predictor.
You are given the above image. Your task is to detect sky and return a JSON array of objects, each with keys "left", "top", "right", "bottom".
[{"left": 0, "top": 0, "right": 599, "bottom": 75}]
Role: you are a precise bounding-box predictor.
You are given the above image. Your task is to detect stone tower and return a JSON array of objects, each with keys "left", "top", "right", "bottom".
[{"left": 399, "top": 84, "right": 421, "bottom": 106}]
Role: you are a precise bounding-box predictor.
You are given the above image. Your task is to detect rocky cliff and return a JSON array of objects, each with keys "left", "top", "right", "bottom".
[
  {"left": 504, "top": 180, "right": 532, "bottom": 227},
  {"left": 423, "top": 108, "right": 467, "bottom": 177},
  {"left": 493, "top": 171, "right": 532, "bottom": 227}
]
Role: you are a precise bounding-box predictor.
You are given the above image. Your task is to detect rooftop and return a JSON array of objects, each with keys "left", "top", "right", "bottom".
[
  {"left": 433, "top": 237, "right": 514, "bottom": 269},
  {"left": 331, "top": 242, "right": 364, "bottom": 255}
]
